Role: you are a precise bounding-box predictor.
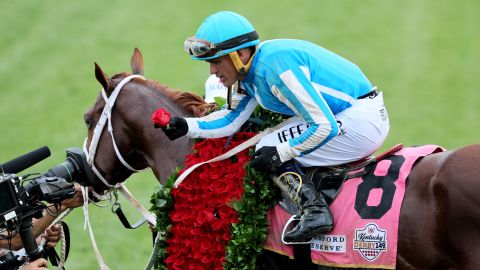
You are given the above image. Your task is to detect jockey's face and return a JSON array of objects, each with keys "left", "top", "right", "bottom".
[
  {"left": 207, "top": 54, "right": 239, "bottom": 88},
  {"left": 207, "top": 48, "right": 250, "bottom": 87}
]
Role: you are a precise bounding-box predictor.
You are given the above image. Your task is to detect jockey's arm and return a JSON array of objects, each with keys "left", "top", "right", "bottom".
[
  {"left": 185, "top": 95, "right": 258, "bottom": 138},
  {"left": 269, "top": 65, "right": 338, "bottom": 162}
]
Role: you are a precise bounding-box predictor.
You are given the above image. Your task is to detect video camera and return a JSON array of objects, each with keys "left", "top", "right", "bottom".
[{"left": 0, "top": 146, "right": 93, "bottom": 269}]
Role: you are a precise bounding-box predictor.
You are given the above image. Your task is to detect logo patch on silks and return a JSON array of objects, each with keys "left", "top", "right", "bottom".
[{"left": 353, "top": 223, "right": 387, "bottom": 261}]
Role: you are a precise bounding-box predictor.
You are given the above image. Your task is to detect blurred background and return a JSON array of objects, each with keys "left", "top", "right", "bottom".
[{"left": 1, "top": 0, "right": 479, "bottom": 269}]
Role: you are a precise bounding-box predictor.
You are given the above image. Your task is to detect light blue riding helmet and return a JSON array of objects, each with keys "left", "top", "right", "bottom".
[{"left": 187, "top": 11, "right": 260, "bottom": 60}]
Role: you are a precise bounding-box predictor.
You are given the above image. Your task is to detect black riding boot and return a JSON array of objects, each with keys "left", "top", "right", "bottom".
[{"left": 273, "top": 162, "right": 333, "bottom": 243}]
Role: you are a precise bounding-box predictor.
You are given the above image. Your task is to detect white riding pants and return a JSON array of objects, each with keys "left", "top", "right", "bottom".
[{"left": 255, "top": 92, "right": 390, "bottom": 167}]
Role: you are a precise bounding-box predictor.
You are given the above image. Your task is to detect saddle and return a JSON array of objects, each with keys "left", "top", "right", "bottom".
[{"left": 280, "top": 144, "right": 404, "bottom": 215}]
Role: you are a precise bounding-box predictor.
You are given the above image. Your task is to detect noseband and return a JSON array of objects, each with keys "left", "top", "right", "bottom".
[{"left": 83, "top": 74, "right": 146, "bottom": 190}]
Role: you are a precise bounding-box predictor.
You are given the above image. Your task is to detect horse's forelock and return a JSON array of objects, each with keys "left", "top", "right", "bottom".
[{"left": 176, "top": 92, "right": 218, "bottom": 117}]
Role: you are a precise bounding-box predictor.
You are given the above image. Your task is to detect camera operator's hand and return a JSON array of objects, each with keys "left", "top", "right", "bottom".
[
  {"left": 58, "top": 183, "right": 84, "bottom": 211},
  {"left": 20, "top": 258, "right": 48, "bottom": 270},
  {"left": 42, "top": 224, "right": 61, "bottom": 248}
]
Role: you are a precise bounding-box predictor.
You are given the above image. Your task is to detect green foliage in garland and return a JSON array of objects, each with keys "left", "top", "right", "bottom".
[
  {"left": 243, "top": 106, "right": 290, "bottom": 132},
  {"left": 149, "top": 169, "right": 178, "bottom": 270},
  {"left": 224, "top": 157, "right": 278, "bottom": 269}
]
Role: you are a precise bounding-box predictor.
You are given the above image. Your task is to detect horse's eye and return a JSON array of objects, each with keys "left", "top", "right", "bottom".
[
  {"left": 85, "top": 119, "right": 93, "bottom": 129},
  {"left": 84, "top": 114, "right": 93, "bottom": 129},
  {"left": 86, "top": 120, "right": 93, "bottom": 129}
]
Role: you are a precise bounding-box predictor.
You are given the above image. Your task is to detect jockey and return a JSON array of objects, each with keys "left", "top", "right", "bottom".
[{"left": 159, "top": 11, "right": 390, "bottom": 242}]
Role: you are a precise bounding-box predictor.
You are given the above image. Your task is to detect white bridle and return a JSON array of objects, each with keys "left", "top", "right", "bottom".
[
  {"left": 82, "top": 74, "right": 146, "bottom": 190},
  {"left": 80, "top": 74, "right": 157, "bottom": 270}
]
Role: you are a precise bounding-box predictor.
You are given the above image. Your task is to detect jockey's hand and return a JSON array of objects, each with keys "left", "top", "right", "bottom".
[
  {"left": 158, "top": 117, "right": 188, "bottom": 140},
  {"left": 249, "top": 146, "right": 282, "bottom": 173}
]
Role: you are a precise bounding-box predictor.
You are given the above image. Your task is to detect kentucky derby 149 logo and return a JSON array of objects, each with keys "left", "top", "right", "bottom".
[{"left": 353, "top": 223, "right": 387, "bottom": 261}]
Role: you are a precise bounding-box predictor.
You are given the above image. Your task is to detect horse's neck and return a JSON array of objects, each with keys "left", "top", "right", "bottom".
[
  {"left": 159, "top": 137, "right": 194, "bottom": 179},
  {"left": 128, "top": 80, "right": 216, "bottom": 183},
  {"left": 135, "top": 85, "right": 194, "bottom": 182}
]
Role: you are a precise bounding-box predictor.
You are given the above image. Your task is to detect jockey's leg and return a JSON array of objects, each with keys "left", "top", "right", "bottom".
[{"left": 273, "top": 161, "right": 333, "bottom": 242}]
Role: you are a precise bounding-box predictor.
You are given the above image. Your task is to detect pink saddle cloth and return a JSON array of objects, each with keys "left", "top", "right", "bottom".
[{"left": 263, "top": 145, "right": 444, "bottom": 269}]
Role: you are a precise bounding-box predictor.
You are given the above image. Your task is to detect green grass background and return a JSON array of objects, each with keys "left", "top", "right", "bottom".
[{"left": 1, "top": 0, "right": 479, "bottom": 269}]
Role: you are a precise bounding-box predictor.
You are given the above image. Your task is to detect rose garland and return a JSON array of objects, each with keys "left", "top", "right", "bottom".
[
  {"left": 150, "top": 133, "right": 278, "bottom": 269},
  {"left": 150, "top": 105, "right": 288, "bottom": 269}
]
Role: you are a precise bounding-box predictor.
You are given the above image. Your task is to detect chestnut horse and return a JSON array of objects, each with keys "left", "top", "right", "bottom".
[{"left": 83, "top": 48, "right": 480, "bottom": 270}]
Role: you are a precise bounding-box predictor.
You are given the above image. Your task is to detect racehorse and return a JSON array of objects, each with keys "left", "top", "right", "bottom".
[{"left": 82, "top": 48, "right": 480, "bottom": 270}]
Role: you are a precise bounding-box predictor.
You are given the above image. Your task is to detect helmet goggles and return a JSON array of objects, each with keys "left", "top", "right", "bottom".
[{"left": 184, "top": 31, "right": 259, "bottom": 59}]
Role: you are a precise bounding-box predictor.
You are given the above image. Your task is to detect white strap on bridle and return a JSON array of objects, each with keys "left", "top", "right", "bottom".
[
  {"left": 80, "top": 184, "right": 157, "bottom": 270},
  {"left": 118, "top": 184, "right": 157, "bottom": 225},
  {"left": 84, "top": 74, "right": 146, "bottom": 189},
  {"left": 80, "top": 75, "right": 157, "bottom": 270}
]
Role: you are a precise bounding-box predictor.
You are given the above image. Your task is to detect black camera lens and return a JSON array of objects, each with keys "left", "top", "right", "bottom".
[
  {"left": 44, "top": 161, "right": 77, "bottom": 182},
  {"left": 43, "top": 148, "right": 95, "bottom": 186}
]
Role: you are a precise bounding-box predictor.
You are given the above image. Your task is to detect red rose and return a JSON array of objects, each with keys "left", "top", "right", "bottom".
[
  {"left": 164, "top": 133, "right": 258, "bottom": 269},
  {"left": 151, "top": 108, "right": 171, "bottom": 127}
]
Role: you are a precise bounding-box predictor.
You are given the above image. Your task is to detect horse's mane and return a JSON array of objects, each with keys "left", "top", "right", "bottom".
[{"left": 113, "top": 72, "right": 217, "bottom": 117}]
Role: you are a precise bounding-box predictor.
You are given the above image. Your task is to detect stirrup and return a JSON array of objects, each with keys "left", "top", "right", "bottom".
[{"left": 281, "top": 215, "right": 313, "bottom": 245}]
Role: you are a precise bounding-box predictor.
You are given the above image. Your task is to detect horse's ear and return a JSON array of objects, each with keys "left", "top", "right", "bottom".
[
  {"left": 131, "top": 47, "right": 144, "bottom": 76},
  {"left": 95, "top": 62, "right": 114, "bottom": 93}
]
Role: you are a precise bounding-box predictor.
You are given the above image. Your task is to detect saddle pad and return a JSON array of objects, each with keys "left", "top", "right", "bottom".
[{"left": 263, "top": 145, "right": 444, "bottom": 269}]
